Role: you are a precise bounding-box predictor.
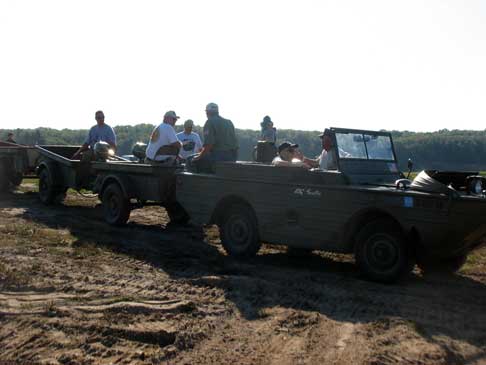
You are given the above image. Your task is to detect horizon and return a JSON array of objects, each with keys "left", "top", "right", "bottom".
[{"left": 1, "top": 1, "right": 485, "bottom": 133}]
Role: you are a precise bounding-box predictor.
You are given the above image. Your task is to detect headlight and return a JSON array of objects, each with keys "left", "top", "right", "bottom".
[{"left": 467, "top": 176, "right": 486, "bottom": 195}]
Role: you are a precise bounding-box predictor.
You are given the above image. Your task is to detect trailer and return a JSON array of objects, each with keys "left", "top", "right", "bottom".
[
  {"left": 35, "top": 145, "right": 186, "bottom": 225},
  {"left": 0, "top": 141, "right": 40, "bottom": 192}
]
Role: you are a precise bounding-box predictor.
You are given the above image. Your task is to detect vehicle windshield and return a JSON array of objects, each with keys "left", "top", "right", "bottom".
[{"left": 334, "top": 132, "right": 395, "bottom": 161}]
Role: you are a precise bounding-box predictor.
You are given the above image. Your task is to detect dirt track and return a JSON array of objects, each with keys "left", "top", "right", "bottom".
[{"left": 1, "top": 185, "right": 486, "bottom": 364}]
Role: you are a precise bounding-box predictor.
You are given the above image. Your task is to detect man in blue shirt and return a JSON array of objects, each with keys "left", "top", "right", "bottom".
[{"left": 72, "top": 110, "right": 117, "bottom": 159}]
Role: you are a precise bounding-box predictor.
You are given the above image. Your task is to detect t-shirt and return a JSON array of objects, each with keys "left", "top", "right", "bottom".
[
  {"left": 85, "top": 124, "right": 116, "bottom": 148},
  {"left": 272, "top": 156, "right": 306, "bottom": 167},
  {"left": 261, "top": 128, "right": 277, "bottom": 143},
  {"left": 176, "top": 131, "right": 203, "bottom": 159},
  {"left": 203, "top": 115, "right": 239, "bottom": 151},
  {"left": 318, "top": 148, "right": 345, "bottom": 170},
  {"left": 146, "top": 123, "right": 179, "bottom": 161}
]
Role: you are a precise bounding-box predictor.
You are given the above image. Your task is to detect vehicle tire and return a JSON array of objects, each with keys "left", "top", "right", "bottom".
[
  {"left": 219, "top": 204, "right": 261, "bottom": 258},
  {"left": 355, "top": 219, "right": 413, "bottom": 283},
  {"left": 38, "top": 168, "right": 58, "bottom": 205},
  {"left": 102, "top": 183, "right": 130, "bottom": 226},
  {"left": 417, "top": 254, "right": 467, "bottom": 274},
  {"left": 0, "top": 161, "right": 8, "bottom": 192},
  {"left": 165, "top": 201, "right": 189, "bottom": 225}
]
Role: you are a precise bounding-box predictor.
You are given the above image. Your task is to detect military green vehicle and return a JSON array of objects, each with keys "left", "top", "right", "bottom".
[{"left": 176, "top": 127, "right": 486, "bottom": 283}]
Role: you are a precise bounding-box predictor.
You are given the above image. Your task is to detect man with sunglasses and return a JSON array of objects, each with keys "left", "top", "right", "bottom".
[{"left": 272, "top": 141, "right": 313, "bottom": 169}]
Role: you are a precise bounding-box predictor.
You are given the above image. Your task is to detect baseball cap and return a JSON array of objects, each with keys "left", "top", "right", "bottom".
[
  {"left": 278, "top": 141, "right": 299, "bottom": 154},
  {"left": 184, "top": 119, "right": 194, "bottom": 128},
  {"left": 205, "top": 103, "right": 219, "bottom": 113},
  {"left": 164, "top": 110, "right": 180, "bottom": 119}
]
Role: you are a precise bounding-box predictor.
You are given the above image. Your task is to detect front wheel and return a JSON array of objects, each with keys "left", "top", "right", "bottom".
[
  {"left": 355, "top": 219, "right": 413, "bottom": 283},
  {"left": 102, "top": 183, "right": 130, "bottom": 226},
  {"left": 39, "top": 168, "right": 58, "bottom": 205},
  {"left": 219, "top": 204, "right": 261, "bottom": 258}
]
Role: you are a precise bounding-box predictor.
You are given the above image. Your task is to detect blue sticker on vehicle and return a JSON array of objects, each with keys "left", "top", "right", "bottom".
[{"left": 403, "top": 196, "right": 414, "bottom": 208}]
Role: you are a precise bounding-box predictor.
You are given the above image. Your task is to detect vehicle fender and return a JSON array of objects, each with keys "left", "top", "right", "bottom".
[
  {"left": 96, "top": 174, "right": 132, "bottom": 199},
  {"left": 36, "top": 160, "right": 64, "bottom": 188},
  {"left": 341, "top": 207, "right": 415, "bottom": 251},
  {"left": 210, "top": 194, "right": 257, "bottom": 225}
]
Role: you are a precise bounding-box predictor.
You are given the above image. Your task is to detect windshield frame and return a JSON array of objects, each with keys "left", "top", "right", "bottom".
[{"left": 331, "top": 128, "right": 398, "bottom": 163}]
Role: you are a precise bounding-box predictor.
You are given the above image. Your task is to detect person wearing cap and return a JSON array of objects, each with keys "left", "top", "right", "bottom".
[
  {"left": 6, "top": 132, "right": 16, "bottom": 144},
  {"left": 176, "top": 119, "right": 203, "bottom": 160},
  {"left": 307, "top": 129, "right": 349, "bottom": 170},
  {"left": 272, "top": 141, "right": 313, "bottom": 169},
  {"left": 260, "top": 115, "right": 277, "bottom": 144},
  {"left": 193, "top": 103, "right": 239, "bottom": 167},
  {"left": 145, "top": 110, "right": 182, "bottom": 165},
  {"left": 72, "top": 110, "right": 117, "bottom": 159}
]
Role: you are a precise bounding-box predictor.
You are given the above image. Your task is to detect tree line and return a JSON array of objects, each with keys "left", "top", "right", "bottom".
[{"left": 1, "top": 126, "right": 484, "bottom": 171}]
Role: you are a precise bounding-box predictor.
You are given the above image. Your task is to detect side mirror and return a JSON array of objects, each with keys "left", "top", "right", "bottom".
[{"left": 407, "top": 158, "right": 413, "bottom": 179}]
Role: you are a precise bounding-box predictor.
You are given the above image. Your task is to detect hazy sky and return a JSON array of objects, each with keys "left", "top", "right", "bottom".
[{"left": 1, "top": 0, "right": 485, "bottom": 132}]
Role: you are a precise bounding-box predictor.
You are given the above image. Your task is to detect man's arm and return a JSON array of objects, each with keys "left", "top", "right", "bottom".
[{"left": 72, "top": 143, "right": 89, "bottom": 159}]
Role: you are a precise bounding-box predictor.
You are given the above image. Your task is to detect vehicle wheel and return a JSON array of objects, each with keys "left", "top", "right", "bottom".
[
  {"left": 219, "top": 204, "right": 261, "bottom": 258},
  {"left": 355, "top": 219, "right": 413, "bottom": 283},
  {"left": 0, "top": 161, "right": 8, "bottom": 192},
  {"left": 38, "top": 168, "right": 58, "bottom": 205},
  {"left": 102, "top": 183, "right": 130, "bottom": 226},
  {"left": 417, "top": 254, "right": 467, "bottom": 274},
  {"left": 165, "top": 201, "right": 189, "bottom": 225}
]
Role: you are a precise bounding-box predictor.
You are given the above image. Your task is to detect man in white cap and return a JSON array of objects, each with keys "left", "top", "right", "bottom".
[
  {"left": 192, "top": 103, "right": 238, "bottom": 171},
  {"left": 176, "top": 119, "right": 203, "bottom": 160},
  {"left": 145, "top": 110, "right": 182, "bottom": 165}
]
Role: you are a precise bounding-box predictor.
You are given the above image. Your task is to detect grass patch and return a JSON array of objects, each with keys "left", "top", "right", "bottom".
[
  {"left": 0, "top": 261, "right": 30, "bottom": 288},
  {"left": 0, "top": 223, "right": 75, "bottom": 247}
]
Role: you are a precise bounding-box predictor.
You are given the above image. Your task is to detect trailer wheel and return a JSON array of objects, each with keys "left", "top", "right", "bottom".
[
  {"left": 417, "top": 254, "right": 467, "bottom": 274},
  {"left": 102, "top": 183, "right": 130, "bottom": 226},
  {"left": 219, "top": 204, "right": 261, "bottom": 258},
  {"left": 38, "top": 168, "right": 58, "bottom": 205},
  {"left": 355, "top": 218, "right": 413, "bottom": 283},
  {"left": 0, "top": 161, "right": 8, "bottom": 192}
]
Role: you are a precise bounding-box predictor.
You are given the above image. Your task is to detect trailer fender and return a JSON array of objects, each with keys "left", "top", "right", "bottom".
[{"left": 96, "top": 174, "right": 132, "bottom": 200}]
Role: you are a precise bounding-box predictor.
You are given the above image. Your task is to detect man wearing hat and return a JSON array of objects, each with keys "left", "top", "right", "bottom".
[
  {"left": 72, "top": 110, "right": 117, "bottom": 160},
  {"left": 176, "top": 119, "right": 203, "bottom": 160},
  {"left": 193, "top": 103, "right": 238, "bottom": 169},
  {"left": 145, "top": 110, "right": 182, "bottom": 165},
  {"left": 272, "top": 141, "right": 312, "bottom": 169}
]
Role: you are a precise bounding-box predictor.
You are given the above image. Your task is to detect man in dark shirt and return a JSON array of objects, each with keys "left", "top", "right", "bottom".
[{"left": 193, "top": 103, "right": 238, "bottom": 163}]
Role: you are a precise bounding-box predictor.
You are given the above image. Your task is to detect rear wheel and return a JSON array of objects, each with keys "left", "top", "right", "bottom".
[
  {"left": 219, "top": 204, "right": 261, "bottom": 258},
  {"left": 417, "top": 254, "right": 467, "bottom": 274},
  {"left": 38, "top": 168, "right": 59, "bottom": 205},
  {"left": 102, "top": 183, "right": 130, "bottom": 226},
  {"left": 355, "top": 219, "right": 413, "bottom": 283}
]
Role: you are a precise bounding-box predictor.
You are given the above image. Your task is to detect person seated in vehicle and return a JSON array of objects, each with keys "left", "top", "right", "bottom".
[
  {"left": 145, "top": 111, "right": 183, "bottom": 166},
  {"left": 306, "top": 129, "right": 349, "bottom": 170},
  {"left": 176, "top": 119, "right": 203, "bottom": 161},
  {"left": 272, "top": 141, "right": 313, "bottom": 169},
  {"left": 72, "top": 110, "right": 117, "bottom": 160}
]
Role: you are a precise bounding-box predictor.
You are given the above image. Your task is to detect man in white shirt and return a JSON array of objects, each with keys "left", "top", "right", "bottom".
[
  {"left": 145, "top": 111, "right": 182, "bottom": 165},
  {"left": 272, "top": 142, "right": 313, "bottom": 169},
  {"left": 176, "top": 119, "right": 203, "bottom": 160}
]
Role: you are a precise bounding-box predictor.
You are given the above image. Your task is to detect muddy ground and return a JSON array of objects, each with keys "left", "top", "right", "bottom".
[{"left": 1, "top": 184, "right": 486, "bottom": 365}]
